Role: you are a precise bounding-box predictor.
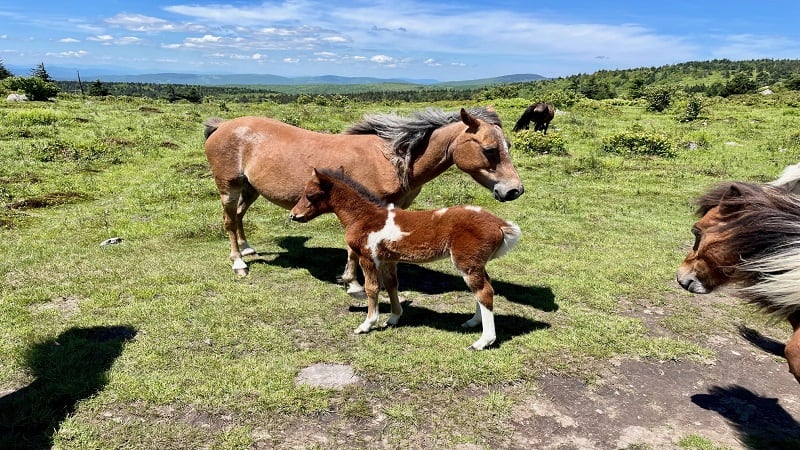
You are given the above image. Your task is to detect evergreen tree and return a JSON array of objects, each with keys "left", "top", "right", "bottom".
[
  {"left": 30, "top": 62, "right": 54, "bottom": 83},
  {"left": 0, "top": 58, "right": 12, "bottom": 80},
  {"left": 88, "top": 79, "right": 110, "bottom": 96}
]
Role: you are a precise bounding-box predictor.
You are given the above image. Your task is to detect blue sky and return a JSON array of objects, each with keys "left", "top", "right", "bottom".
[{"left": 1, "top": 1, "right": 799, "bottom": 81}]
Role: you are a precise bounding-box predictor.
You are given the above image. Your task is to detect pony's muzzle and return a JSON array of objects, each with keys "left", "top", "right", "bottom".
[
  {"left": 676, "top": 271, "right": 712, "bottom": 294},
  {"left": 494, "top": 186, "right": 524, "bottom": 202},
  {"left": 289, "top": 213, "right": 309, "bottom": 223}
]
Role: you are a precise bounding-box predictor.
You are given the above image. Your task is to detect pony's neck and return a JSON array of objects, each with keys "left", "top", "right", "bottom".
[
  {"left": 328, "top": 180, "right": 383, "bottom": 228},
  {"left": 406, "top": 122, "right": 462, "bottom": 189}
]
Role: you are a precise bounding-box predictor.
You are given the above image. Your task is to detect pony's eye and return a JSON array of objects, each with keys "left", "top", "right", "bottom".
[
  {"left": 483, "top": 148, "right": 499, "bottom": 158},
  {"left": 691, "top": 226, "right": 702, "bottom": 250}
]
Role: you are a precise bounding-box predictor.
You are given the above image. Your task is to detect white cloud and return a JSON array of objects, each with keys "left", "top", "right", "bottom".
[
  {"left": 251, "top": 53, "right": 265, "bottom": 60},
  {"left": 87, "top": 35, "right": 114, "bottom": 42},
  {"left": 59, "top": 37, "right": 80, "bottom": 43},
  {"left": 46, "top": 50, "right": 89, "bottom": 58},
  {"left": 283, "top": 57, "right": 300, "bottom": 63},
  {"left": 370, "top": 54, "right": 395, "bottom": 64}
]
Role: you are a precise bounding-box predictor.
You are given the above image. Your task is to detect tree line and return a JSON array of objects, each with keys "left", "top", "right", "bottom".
[{"left": 2, "top": 58, "right": 800, "bottom": 104}]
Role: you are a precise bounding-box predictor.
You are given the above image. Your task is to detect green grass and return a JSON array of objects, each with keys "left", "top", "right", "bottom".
[{"left": 1, "top": 92, "right": 799, "bottom": 448}]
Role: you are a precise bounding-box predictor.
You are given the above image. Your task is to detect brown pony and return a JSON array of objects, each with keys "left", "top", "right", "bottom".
[
  {"left": 676, "top": 181, "right": 800, "bottom": 382},
  {"left": 204, "top": 107, "right": 524, "bottom": 289},
  {"left": 290, "top": 168, "right": 521, "bottom": 350},
  {"left": 512, "top": 102, "right": 555, "bottom": 134}
]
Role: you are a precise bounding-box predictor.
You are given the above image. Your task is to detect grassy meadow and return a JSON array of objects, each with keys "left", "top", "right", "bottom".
[{"left": 2, "top": 91, "right": 800, "bottom": 448}]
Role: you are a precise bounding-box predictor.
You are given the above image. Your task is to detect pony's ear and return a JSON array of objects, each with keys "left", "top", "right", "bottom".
[
  {"left": 310, "top": 168, "right": 320, "bottom": 181},
  {"left": 718, "top": 183, "right": 745, "bottom": 215},
  {"left": 460, "top": 108, "right": 480, "bottom": 130}
]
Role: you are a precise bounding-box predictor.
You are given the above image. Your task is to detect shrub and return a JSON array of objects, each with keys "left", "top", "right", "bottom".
[
  {"left": 642, "top": 84, "right": 676, "bottom": 112},
  {"left": 513, "top": 130, "right": 568, "bottom": 156},
  {"left": 678, "top": 94, "right": 706, "bottom": 122},
  {"left": 2, "top": 76, "right": 59, "bottom": 101},
  {"left": 601, "top": 131, "right": 675, "bottom": 157}
]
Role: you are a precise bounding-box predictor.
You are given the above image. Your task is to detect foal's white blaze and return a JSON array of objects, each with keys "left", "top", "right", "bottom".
[{"left": 366, "top": 205, "right": 409, "bottom": 268}]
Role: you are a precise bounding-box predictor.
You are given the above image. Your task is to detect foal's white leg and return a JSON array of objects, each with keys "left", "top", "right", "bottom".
[{"left": 467, "top": 302, "right": 496, "bottom": 351}]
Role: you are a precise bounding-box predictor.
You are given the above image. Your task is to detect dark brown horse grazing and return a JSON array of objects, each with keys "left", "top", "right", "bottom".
[
  {"left": 676, "top": 181, "right": 800, "bottom": 383},
  {"left": 204, "top": 107, "right": 524, "bottom": 289},
  {"left": 512, "top": 102, "right": 555, "bottom": 133},
  {"left": 290, "top": 168, "right": 521, "bottom": 350}
]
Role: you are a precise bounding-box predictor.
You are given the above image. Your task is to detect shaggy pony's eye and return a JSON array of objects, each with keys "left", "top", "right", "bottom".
[{"left": 691, "top": 226, "right": 702, "bottom": 251}]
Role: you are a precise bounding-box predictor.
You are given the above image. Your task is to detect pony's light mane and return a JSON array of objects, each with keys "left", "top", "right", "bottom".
[
  {"left": 344, "top": 107, "right": 502, "bottom": 189},
  {"left": 700, "top": 182, "right": 800, "bottom": 318}
]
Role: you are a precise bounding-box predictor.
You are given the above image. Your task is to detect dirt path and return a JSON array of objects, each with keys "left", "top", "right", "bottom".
[{"left": 504, "top": 298, "right": 800, "bottom": 449}]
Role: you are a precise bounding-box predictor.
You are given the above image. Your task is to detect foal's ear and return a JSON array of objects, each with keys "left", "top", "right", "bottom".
[{"left": 460, "top": 108, "right": 480, "bottom": 130}]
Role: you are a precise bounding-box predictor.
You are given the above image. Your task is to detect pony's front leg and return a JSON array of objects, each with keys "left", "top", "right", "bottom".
[
  {"left": 381, "top": 262, "right": 403, "bottom": 327},
  {"left": 341, "top": 247, "right": 365, "bottom": 297},
  {"left": 354, "top": 258, "right": 380, "bottom": 334}
]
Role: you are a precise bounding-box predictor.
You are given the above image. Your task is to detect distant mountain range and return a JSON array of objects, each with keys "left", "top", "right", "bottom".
[{"left": 6, "top": 64, "right": 547, "bottom": 87}]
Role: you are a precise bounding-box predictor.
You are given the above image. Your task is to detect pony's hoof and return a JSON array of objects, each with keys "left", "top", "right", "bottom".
[
  {"left": 240, "top": 247, "right": 257, "bottom": 257},
  {"left": 384, "top": 315, "right": 402, "bottom": 327},
  {"left": 234, "top": 268, "right": 249, "bottom": 276}
]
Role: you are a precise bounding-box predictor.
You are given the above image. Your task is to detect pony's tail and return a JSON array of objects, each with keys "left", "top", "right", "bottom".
[
  {"left": 740, "top": 244, "right": 800, "bottom": 320},
  {"left": 203, "top": 117, "right": 225, "bottom": 140},
  {"left": 492, "top": 222, "right": 521, "bottom": 260},
  {"left": 512, "top": 108, "right": 532, "bottom": 132},
  {"left": 770, "top": 162, "right": 800, "bottom": 194}
]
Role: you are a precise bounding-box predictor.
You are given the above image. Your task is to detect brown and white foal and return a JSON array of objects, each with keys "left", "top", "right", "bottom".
[{"left": 290, "top": 169, "right": 521, "bottom": 350}]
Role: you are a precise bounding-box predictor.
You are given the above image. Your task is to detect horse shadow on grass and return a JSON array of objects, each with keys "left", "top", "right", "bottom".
[
  {"left": 691, "top": 385, "right": 800, "bottom": 449},
  {"left": 0, "top": 325, "right": 137, "bottom": 450},
  {"left": 348, "top": 301, "right": 551, "bottom": 347},
  {"left": 252, "top": 236, "right": 558, "bottom": 312}
]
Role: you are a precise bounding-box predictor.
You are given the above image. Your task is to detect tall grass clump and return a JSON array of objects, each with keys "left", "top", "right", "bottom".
[
  {"left": 601, "top": 130, "right": 675, "bottom": 157},
  {"left": 513, "top": 130, "right": 568, "bottom": 156}
]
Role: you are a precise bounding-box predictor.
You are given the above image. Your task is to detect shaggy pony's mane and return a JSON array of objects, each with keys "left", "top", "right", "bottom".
[
  {"left": 697, "top": 181, "right": 800, "bottom": 318},
  {"left": 344, "top": 107, "right": 503, "bottom": 189}
]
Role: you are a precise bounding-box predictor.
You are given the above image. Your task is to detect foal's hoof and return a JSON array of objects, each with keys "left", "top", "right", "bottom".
[
  {"left": 346, "top": 282, "right": 366, "bottom": 298},
  {"left": 467, "top": 338, "right": 496, "bottom": 351}
]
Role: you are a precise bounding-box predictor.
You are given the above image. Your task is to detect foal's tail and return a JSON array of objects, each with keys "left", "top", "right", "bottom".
[
  {"left": 203, "top": 117, "right": 225, "bottom": 140},
  {"left": 492, "top": 222, "right": 522, "bottom": 260}
]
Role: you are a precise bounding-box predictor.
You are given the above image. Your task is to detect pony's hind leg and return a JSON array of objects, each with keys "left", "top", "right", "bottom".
[
  {"left": 381, "top": 262, "right": 403, "bottom": 326},
  {"left": 459, "top": 267, "right": 496, "bottom": 350},
  {"left": 340, "top": 247, "right": 365, "bottom": 296},
  {"left": 235, "top": 183, "right": 260, "bottom": 257},
  {"left": 220, "top": 189, "right": 248, "bottom": 275}
]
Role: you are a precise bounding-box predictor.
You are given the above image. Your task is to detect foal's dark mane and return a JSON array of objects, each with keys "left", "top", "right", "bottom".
[
  {"left": 344, "top": 107, "right": 503, "bottom": 189},
  {"left": 316, "top": 168, "right": 386, "bottom": 207}
]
